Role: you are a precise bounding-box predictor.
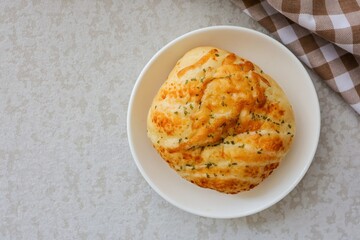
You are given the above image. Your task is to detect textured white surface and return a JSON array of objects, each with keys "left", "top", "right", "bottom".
[{"left": 0, "top": 0, "right": 359, "bottom": 239}]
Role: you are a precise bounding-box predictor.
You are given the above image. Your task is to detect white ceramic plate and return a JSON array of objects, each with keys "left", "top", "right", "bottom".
[{"left": 127, "top": 26, "right": 320, "bottom": 218}]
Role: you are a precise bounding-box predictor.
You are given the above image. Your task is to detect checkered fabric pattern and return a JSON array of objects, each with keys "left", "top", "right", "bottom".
[{"left": 231, "top": 0, "right": 360, "bottom": 115}]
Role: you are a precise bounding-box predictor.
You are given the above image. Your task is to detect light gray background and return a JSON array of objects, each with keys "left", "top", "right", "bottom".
[{"left": 1, "top": 0, "right": 359, "bottom": 239}]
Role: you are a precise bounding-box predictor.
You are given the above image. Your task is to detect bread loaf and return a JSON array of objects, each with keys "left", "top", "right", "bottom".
[{"left": 147, "top": 46, "right": 295, "bottom": 194}]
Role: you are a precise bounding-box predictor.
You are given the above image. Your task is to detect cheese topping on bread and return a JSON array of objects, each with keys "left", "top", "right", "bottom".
[{"left": 147, "top": 46, "right": 295, "bottom": 194}]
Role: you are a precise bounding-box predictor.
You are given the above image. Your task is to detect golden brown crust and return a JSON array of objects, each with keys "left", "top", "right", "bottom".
[{"left": 147, "top": 46, "right": 296, "bottom": 194}]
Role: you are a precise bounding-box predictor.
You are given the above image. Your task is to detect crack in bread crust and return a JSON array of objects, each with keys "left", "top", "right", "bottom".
[{"left": 147, "top": 46, "right": 296, "bottom": 194}]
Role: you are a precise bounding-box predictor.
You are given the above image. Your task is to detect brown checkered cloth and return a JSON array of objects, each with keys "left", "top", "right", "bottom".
[{"left": 231, "top": 0, "right": 360, "bottom": 115}]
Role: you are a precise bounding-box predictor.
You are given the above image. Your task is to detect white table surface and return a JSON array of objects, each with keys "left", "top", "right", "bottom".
[{"left": 1, "top": 0, "right": 359, "bottom": 239}]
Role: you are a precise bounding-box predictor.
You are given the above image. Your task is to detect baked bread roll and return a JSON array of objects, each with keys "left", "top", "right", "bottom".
[{"left": 147, "top": 46, "right": 295, "bottom": 194}]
